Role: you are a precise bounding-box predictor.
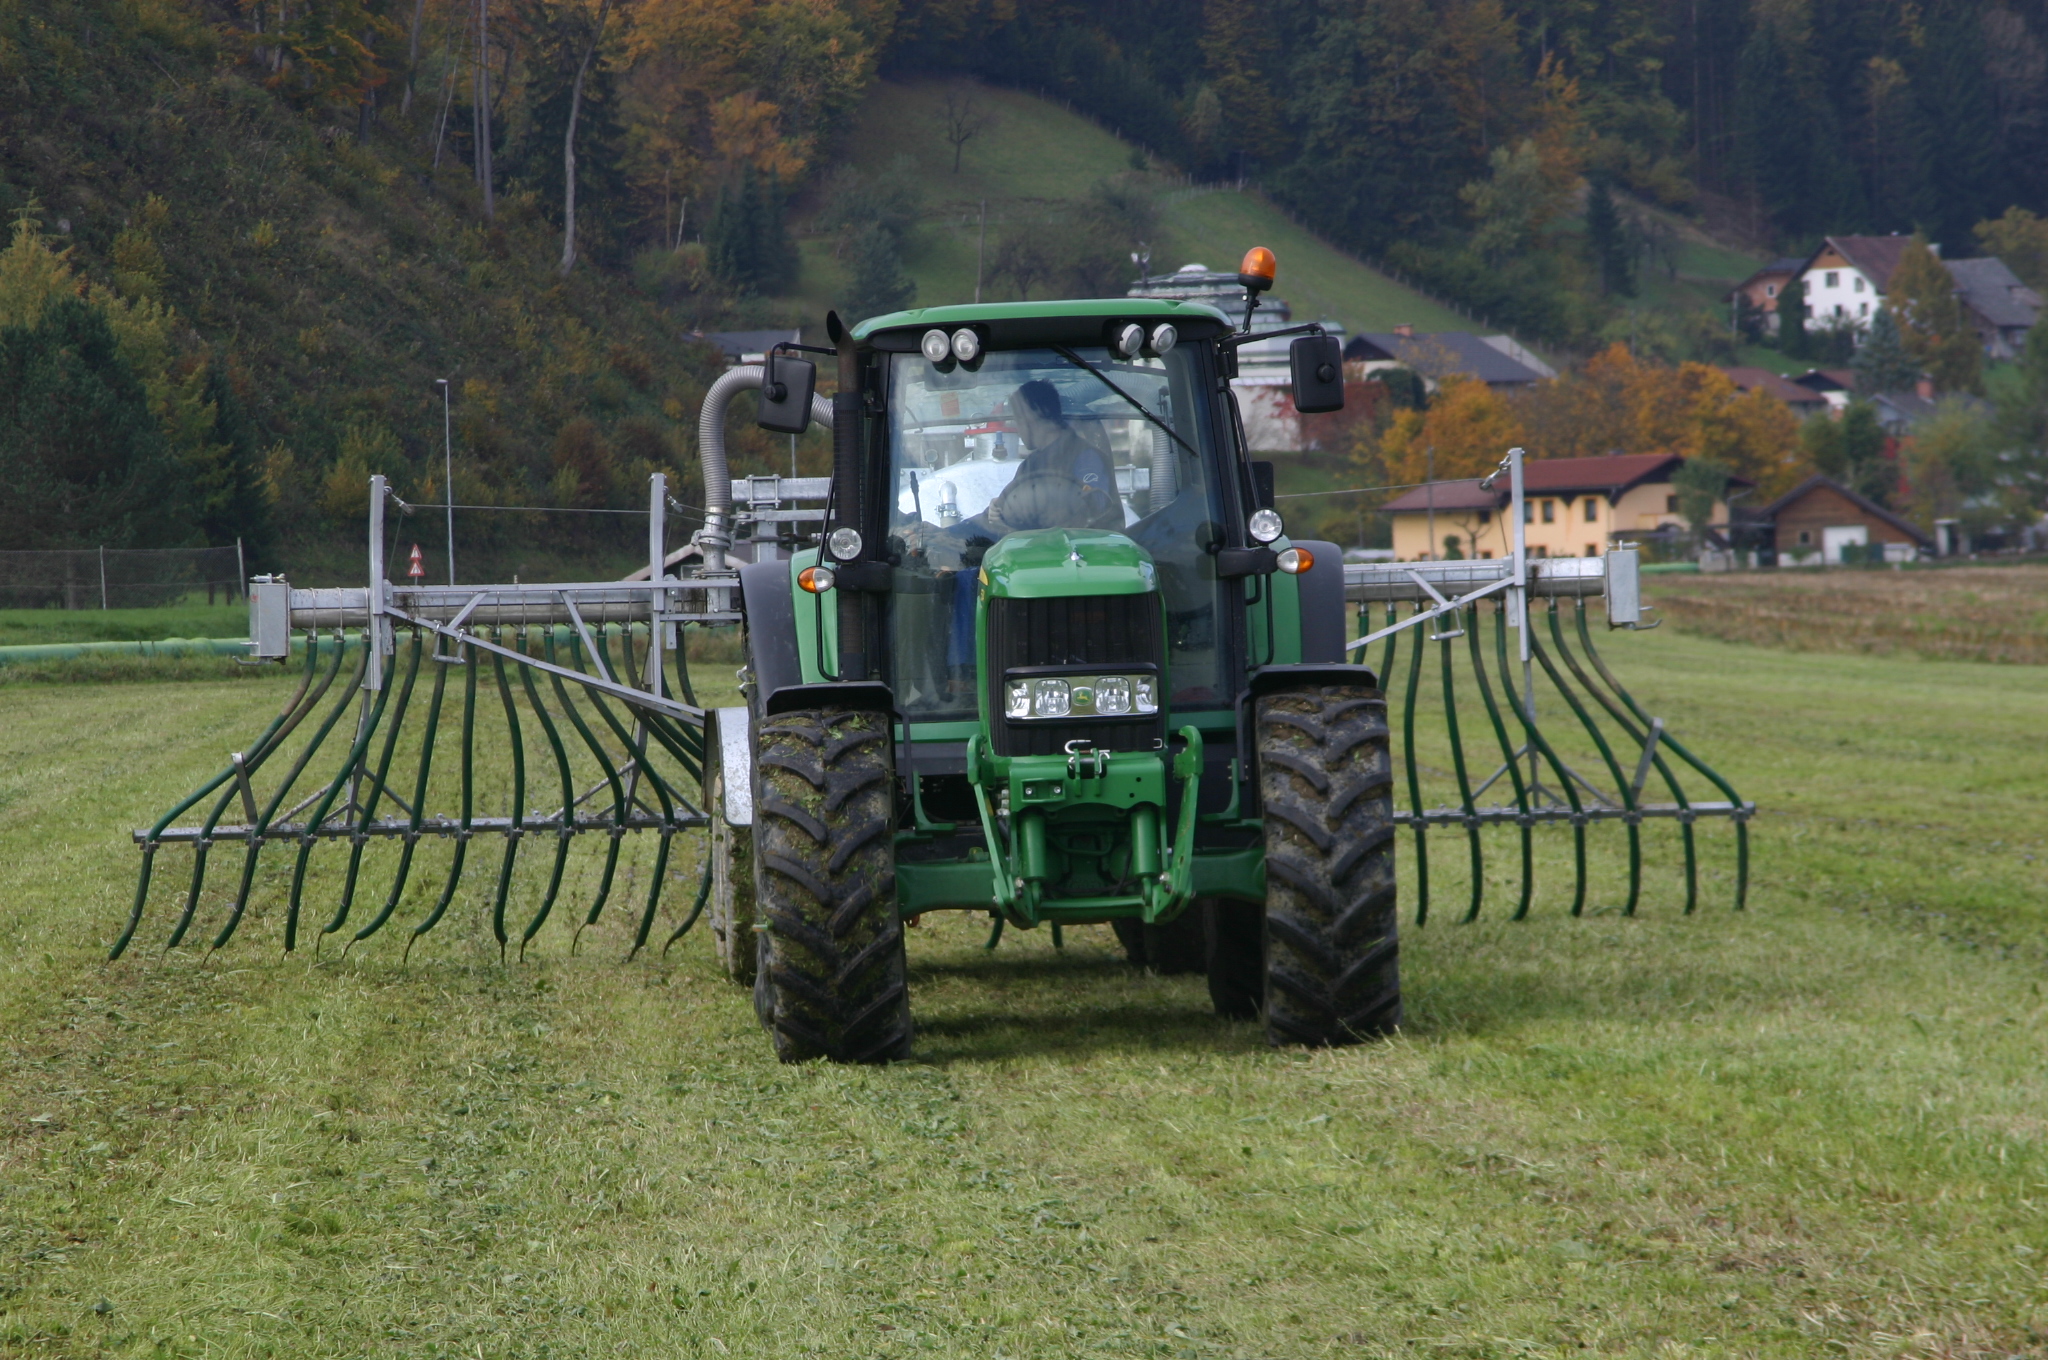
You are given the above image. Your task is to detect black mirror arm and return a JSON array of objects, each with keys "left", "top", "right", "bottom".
[{"left": 1218, "top": 321, "right": 1331, "bottom": 349}]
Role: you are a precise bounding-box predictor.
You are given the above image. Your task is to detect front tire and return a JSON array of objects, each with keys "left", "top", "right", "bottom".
[
  {"left": 750, "top": 708, "right": 912, "bottom": 1064},
  {"left": 1256, "top": 684, "right": 1400, "bottom": 1046}
]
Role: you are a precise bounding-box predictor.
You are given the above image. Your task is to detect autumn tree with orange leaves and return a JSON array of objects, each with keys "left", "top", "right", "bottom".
[{"left": 1364, "top": 345, "right": 1805, "bottom": 503}]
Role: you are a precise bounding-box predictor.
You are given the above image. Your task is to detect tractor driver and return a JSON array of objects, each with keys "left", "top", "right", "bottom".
[{"left": 978, "top": 380, "right": 1126, "bottom": 535}]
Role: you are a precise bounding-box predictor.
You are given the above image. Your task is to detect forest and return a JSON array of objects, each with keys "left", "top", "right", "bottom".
[{"left": 3, "top": 0, "right": 2047, "bottom": 563}]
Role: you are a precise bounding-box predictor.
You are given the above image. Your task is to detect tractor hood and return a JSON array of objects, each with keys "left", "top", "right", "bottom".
[{"left": 980, "top": 529, "right": 1158, "bottom": 600}]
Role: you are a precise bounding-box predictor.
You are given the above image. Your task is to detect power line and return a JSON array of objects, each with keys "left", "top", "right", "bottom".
[{"left": 1274, "top": 479, "right": 1436, "bottom": 501}]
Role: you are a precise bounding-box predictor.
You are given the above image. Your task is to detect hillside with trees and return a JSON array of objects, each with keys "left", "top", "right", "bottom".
[
  {"left": 4, "top": 0, "right": 2046, "bottom": 570},
  {"left": 888, "top": 1, "right": 2048, "bottom": 348}
]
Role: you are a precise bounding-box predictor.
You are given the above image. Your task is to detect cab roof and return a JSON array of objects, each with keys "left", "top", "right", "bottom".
[{"left": 852, "top": 297, "right": 1234, "bottom": 349}]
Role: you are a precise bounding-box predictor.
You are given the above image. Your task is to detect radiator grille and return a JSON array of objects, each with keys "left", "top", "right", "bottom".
[{"left": 986, "top": 593, "right": 1165, "bottom": 756}]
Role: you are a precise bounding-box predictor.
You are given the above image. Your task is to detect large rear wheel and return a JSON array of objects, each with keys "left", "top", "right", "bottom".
[
  {"left": 1255, "top": 684, "right": 1400, "bottom": 1046},
  {"left": 750, "top": 708, "right": 912, "bottom": 1064}
]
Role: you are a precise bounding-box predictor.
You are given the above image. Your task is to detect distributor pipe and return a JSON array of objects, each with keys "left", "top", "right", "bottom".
[{"left": 695, "top": 365, "right": 834, "bottom": 571}]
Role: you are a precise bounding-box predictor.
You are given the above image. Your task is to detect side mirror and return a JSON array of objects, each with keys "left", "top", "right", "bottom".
[
  {"left": 1249, "top": 460, "right": 1276, "bottom": 511},
  {"left": 1290, "top": 334, "right": 1344, "bottom": 414},
  {"left": 756, "top": 353, "right": 816, "bottom": 434}
]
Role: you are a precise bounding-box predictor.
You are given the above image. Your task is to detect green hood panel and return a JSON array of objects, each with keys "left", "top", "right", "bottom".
[{"left": 981, "top": 529, "right": 1158, "bottom": 600}]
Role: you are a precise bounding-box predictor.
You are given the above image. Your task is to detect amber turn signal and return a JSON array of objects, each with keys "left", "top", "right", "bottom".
[
  {"left": 798, "top": 565, "right": 835, "bottom": 593},
  {"left": 1238, "top": 245, "right": 1277, "bottom": 291},
  {"left": 1275, "top": 546, "right": 1313, "bottom": 575}
]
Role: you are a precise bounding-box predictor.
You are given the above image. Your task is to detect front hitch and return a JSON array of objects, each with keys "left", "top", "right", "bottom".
[{"left": 967, "top": 726, "right": 1205, "bottom": 926}]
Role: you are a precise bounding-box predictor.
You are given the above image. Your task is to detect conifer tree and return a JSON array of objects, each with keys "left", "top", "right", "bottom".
[
  {"left": 842, "top": 222, "right": 914, "bottom": 321},
  {"left": 705, "top": 168, "right": 795, "bottom": 295},
  {"left": 1776, "top": 277, "right": 1808, "bottom": 359},
  {"left": 1853, "top": 307, "right": 1917, "bottom": 396},
  {"left": 1584, "top": 176, "right": 1634, "bottom": 298}
]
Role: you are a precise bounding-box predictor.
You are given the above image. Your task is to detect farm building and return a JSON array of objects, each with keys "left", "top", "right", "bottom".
[
  {"left": 1381, "top": 453, "right": 1741, "bottom": 561},
  {"left": 1721, "top": 366, "right": 1833, "bottom": 417},
  {"left": 1761, "top": 474, "right": 1932, "bottom": 565},
  {"left": 1787, "top": 235, "right": 2040, "bottom": 355},
  {"left": 1342, "top": 328, "right": 1553, "bottom": 389},
  {"left": 1728, "top": 257, "right": 1808, "bottom": 334}
]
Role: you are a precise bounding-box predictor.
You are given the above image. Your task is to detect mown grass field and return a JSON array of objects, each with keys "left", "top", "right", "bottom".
[
  {"left": 1, "top": 624, "right": 2045, "bottom": 1358},
  {"left": 1648, "top": 564, "right": 2048, "bottom": 665}
]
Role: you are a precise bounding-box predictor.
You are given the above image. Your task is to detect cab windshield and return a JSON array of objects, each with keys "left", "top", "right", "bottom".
[{"left": 883, "top": 344, "right": 1229, "bottom": 720}]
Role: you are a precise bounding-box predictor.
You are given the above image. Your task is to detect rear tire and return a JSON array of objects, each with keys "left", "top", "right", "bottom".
[
  {"left": 1256, "top": 684, "right": 1400, "bottom": 1046},
  {"left": 750, "top": 708, "right": 912, "bottom": 1064},
  {"left": 706, "top": 763, "right": 756, "bottom": 985},
  {"left": 1202, "top": 897, "right": 1263, "bottom": 1019},
  {"left": 1111, "top": 911, "right": 1207, "bottom": 974}
]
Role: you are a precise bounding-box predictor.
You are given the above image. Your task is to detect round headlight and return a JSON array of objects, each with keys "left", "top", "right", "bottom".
[
  {"left": 1275, "top": 546, "right": 1314, "bottom": 575},
  {"left": 827, "top": 527, "right": 863, "bottom": 561},
  {"left": 798, "top": 565, "right": 835, "bottom": 594},
  {"left": 1114, "top": 323, "right": 1145, "bottom": 358},
  {"left": 951, "top": 328, "right": 981, "bottom": 362},
  {"left": 1148, "top": 323, "right": 1177, "bottom": 355},
  {"left": 920, "top": 329, "right": 951, "bottom": 363},
  {"left": 1248, "top": 507, "right": 1285, "bottom": 543}
]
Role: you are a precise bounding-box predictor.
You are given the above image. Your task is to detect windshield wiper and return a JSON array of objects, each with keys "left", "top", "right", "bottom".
[{"left": 1048, "top": 345, "right": 1202, "bottom": 462}]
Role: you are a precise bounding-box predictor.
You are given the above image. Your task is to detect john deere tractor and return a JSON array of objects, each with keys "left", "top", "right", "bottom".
[{"left": 705, "top": 249, "right": 1396, "bottom": 1062}]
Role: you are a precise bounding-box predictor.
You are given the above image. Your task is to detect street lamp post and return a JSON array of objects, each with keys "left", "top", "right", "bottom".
[{"left": 434, "top": 378, "right": 454, "bottom": 585}]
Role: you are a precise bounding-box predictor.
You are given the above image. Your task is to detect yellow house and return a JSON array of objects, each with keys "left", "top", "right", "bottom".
[{"left": 1383, "top": 453, "right": 1737, "bottom": 561}]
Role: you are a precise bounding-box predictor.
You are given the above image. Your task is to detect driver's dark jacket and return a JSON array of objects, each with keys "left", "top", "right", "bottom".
[{"left": 984, "top": 427, "right": 1123, "bottom": 532}]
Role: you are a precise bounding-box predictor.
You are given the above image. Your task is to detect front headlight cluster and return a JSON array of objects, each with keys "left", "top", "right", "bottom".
[{"left": 1004, "top": 674, "right": 1159, "bottom": 720}]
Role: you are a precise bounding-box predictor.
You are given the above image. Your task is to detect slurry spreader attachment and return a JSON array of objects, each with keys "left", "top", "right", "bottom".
[
  {"left": 1347, "top": 448, "right": 1752, "bottom": 922},
  {"left": 115, "top": 471, "right": 753, "bottom": 961}
]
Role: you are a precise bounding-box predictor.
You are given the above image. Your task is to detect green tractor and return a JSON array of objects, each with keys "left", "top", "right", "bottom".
[
  {"left": 126, "top": 256, "right": 1748, "bottom": 1043},
  {"left": 704, "top": 249, "right": 1395, "bottom": 1062}
]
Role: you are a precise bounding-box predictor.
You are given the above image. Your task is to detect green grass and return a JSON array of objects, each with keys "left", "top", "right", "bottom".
[
  {"left": 787, "top": 80, "right": 1473, "bottom": 338},
  {"left": 2, "top": 629, "right": 2046, "bottom": 1356},
  {"left": 0, "top": 605, "right": 248, "bottom": 648}
]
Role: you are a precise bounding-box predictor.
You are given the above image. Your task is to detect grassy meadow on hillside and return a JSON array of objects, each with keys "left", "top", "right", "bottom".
[
  {"left": 786, "top": 80, "right": 1477, "bottom": 337},
  {"left": 1, "top": 626, "right": 2045, "bottom": 1357}
]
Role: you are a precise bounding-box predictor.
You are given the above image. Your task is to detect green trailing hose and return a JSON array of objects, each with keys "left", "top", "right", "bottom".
[
  {"left": 1496, "top": 604, "right": 1588, "bottom": 917},
  {"left": 1399, "top": 602, "right": 1431, "bottom": 925},
  {"left": 1572, "top": 599, "right": 1749, "bottom": 911},
  {"left": 405, "top": 643, "right": 478, "bottom": 957},
  {"left": 1438, "top": 624, "right": 1485, "bottom": 923},
  {"left": 349, "top": 635, "right": 451, "bottom": 949},
  {"left": 167, "top": 634, "right": 363, "bottom": 951},
  {"left": 1531, "top": 601, "right": 1641, "bottom": 916},
  {"left": 113, "top": 632, "right": 325, "bottom": 960},
  {"left": 545, "top": 629, "right": 627, "bottom": 949},
  {"left": 515, "top": 628, "right": 579, "bottom": 958},
  {"left": 276, "top": 638, "right": 401, "bottom": 953},
  {"left": 488, "top": 631, "right": 529, "bottom": 957},
  {"left": 1465, "top": 604, "right": 1535, "bottom": 920},
  {"left": 584, "top": 627, "right": 677, "bottom": 958},
  {"left": 322, "top": 631, "right": 424, "bottom": 943},
  {"left": 1551, "top": 601, "right": 1697, "bottom": 914}
]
